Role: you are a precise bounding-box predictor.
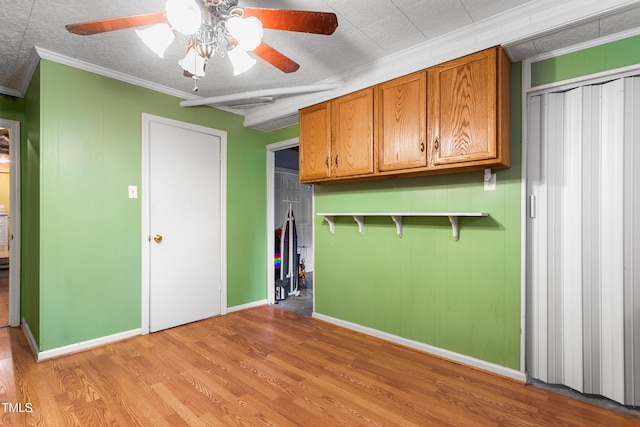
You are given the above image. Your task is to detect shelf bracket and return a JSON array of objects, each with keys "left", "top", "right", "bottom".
[
  {"left": 448, "top": 215, "right": 459, "bottom": 241},
  {"left": 391, "top": 215, "right": 403, "bottom": 237},
  {"left": 353, "top": 215, "right": 365, "bottom": 235},
  {"left": 322, "top": 215, "right": 335, "bottom": 234}
]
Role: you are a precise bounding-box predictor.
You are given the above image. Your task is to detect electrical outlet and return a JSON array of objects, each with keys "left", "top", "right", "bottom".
[
  {"left": 128, "top": 185, "right": 138, "bottom": 199},
  {"left": 484, "top": 169, "right": 496, "bottom": 191}
]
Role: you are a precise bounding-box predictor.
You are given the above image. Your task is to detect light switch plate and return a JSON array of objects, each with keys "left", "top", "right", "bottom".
[{"left": 128, "top": 185, "right": 138, "bottom": 199}]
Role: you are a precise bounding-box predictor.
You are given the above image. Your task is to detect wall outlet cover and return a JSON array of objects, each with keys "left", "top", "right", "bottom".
[{"left": 484, "top": 169, "right": 496, "bottom": 191}]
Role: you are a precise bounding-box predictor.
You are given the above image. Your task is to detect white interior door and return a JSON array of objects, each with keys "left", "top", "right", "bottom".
[{"left": 145, "top": 115, "right": 225, "bottom": 333}]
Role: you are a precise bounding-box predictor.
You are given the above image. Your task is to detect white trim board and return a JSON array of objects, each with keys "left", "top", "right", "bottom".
[
  {"left": 22, "top": 318, "right": 141, "bottom": 362},
  {"left": 243, "top": 0, "right": 640, "bottom": 129},
  {"left": 36, "top": 48, "right": 200, "bottom": 102},
  {"left": 227, "top": 300, "right": 267, "bottom": 313},
  {"left": 313, "top": 312, "right": 527, "bottom": 383},
  {"left": 13, "top": 1, "right": 637, "bottom": 132}
]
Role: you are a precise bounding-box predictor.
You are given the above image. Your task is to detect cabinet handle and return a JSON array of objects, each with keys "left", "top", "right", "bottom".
[
  {"left": 420, "top": 141, "right": 425, "bottom": 152},
  {"left": 326, "top": 156, "right": 329, "bottom": 168},
  {"left": 434, "top": 137, "right": 439, "bottom": 150},
  {"left": 335, "top": 155, "right": 338, "bottom": 167}
]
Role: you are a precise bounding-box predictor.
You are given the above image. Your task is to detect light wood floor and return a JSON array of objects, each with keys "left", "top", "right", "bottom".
[
  {"left": 1, "top": 306, "right": 638, "bottom": 426},
  {"left": 0, "top": 271, "right": 8, "bottom": 327}
]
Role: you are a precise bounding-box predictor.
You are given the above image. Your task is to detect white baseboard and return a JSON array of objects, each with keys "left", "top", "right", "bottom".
[
  {"left": 21, "top": 318, "right": 141, "bottom": 362},
  {"left": 22, "top": 306, "right": 524, "bottom": 382},
  {"left": 312, "top": 312, "right": 527, "bottom": 383},
  {"left": 227, "top": 299, "right": 267, "bottom": 313}
]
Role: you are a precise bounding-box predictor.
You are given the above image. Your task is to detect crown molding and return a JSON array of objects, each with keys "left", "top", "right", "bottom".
[
  {"left": 35, "top": 47, "right": 200, "bottom": 102},
  {"left": 242, "top": 0, "right": 640, "bottom": 130},
  {"left": 5, "top": 0, "right": 640, "bottom": 129}
]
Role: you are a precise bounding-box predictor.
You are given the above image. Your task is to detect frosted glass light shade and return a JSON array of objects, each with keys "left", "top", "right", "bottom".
[
  {"left": 166, "top": 0, "right": 202, "bottom": 35},
  {"left": 136, "top": 24, "right": 175, "bottom": 58},
  {"left": 226, "top": 16, "right": 263, "bottom": 51},
  {"left": 178, "top": 46, "right": 206, "bottom": 77},
  {"left": 227, "top": 46, "right": 256, "bottom": 75}
]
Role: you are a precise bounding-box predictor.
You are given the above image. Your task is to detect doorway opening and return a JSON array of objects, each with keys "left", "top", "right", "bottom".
[
  {"left": 267, "top": 139, "right": 313, "bottom": 317},
  {"left": 0, "top": 118, "right": 19, "bottom": 328},
  {"left": 0, "top": 127, "right": 9, "bottom": 327}
]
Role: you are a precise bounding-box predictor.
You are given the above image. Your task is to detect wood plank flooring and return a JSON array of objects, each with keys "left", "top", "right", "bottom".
[
  {"left": 1, "top": 306, "right": 638, "bottom": 426},
  {"left": 0, "top": 272, "right": 8, "bottom": 328}
]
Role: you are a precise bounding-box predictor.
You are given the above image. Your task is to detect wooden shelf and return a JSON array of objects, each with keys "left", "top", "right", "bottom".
[{"left": 317, "top": 212, "right": 488, "bottom": 241}]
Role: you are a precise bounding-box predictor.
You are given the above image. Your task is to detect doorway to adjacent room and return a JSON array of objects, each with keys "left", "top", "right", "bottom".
[
  {"left": 0, "top": 127, "right": 9, "bottom": 327},
  {"left": 0, "top": 118, "right": 20, "bottom": 328},
  {"left": 267, "top": 139, "right": 313, "bottom": 317}
]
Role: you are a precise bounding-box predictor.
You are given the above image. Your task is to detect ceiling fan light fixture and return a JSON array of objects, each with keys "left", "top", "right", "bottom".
[
  {"left": 166, "top": 0, "right": 202, "bottom": 35},
  {"left": 65, "top": 3, "right": 339, "bottom": 83},
  {"left": 227, "top": 16, "right": 263, "bottom": 51},
  {"left": 227, "top": 46, "right": 256, "bottom": 75},
  {"left": 136, "top": 23, "right": 175, "bottom": 58},
  {"left": 179, "top": 46, "right": 207, "bottom": 77}
]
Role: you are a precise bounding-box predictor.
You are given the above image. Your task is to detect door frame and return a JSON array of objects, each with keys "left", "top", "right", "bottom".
[
  {"left": 0, "top": 118, "right": 20, "bottom": 327},
  {"left": 140, "top": 113, "right": 227, "bottom": 334},
  {"left": 266, "top": 137, "right": 300, "bottom": 305}
]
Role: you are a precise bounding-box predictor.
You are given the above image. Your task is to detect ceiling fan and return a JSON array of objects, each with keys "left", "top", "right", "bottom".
[{"left": 65, "top": 0, "right": 338, "bottom": 91}]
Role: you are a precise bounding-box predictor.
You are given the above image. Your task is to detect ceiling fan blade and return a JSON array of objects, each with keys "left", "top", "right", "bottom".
[
  {"left": 253, "top": 43, "right": 300, "bottom": 73},
  {"left": 65, "top": 13, "right": 167, "bottom": 35},
  {"left": 242, "top": 8, "right": 338, "bottom": 35}
]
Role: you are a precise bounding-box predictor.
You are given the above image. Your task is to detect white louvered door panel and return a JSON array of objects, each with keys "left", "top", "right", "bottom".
[{"left": 526, "top": 76, "right": 639, "bottom": 406}]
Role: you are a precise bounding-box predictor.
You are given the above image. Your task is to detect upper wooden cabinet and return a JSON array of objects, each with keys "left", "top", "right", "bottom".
[
  {"left": 299, "top": 88, "right": 374, "bottom": 183},
  {"left": 299, "top": 102, "right": 331, "bottom": 181},
  {"left": 428, "top": 47, "right": 510, "bottom": 169},
  {"left": 377, "top": 71, "right": 427, "bottom": 172},
  {"left": 332, "top": 88, "right": 374, "bottom": 178},
  {"left": 299, "top": 46, "right": 511, "bottom": 183}
]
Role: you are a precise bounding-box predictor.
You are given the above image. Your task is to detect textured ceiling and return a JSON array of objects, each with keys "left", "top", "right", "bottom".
[
  {"left": 3, "top": 0, "right": 640, "bottom": 129},
  {"left": 2, "top": 0, "right": 536, "bottom": 99}
]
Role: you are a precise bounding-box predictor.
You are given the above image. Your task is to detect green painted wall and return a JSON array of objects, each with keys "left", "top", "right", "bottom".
[
  {"left": 10, "top": 32, "right": 640, "bottom": 365},
  {"left": 226, "top": 124, "right": 298, "bottom": 305},
  {"left": 531, "top": 34, "right": 640, "bottom": 87},
  {"left": 313, "top": 63, "right": 523, "bottom": 369},
  {"left": 28, "top": 60, "right": 287, "bottom": 351},
  {"left": 22, "top": 65, "right": 41, "bottom": 343},
  {"left": 0, "top": 94, "right": 24, "bottom": 123}
]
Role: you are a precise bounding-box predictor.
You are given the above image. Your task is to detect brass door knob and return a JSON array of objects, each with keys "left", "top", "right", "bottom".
[{"left": 153, "top": 234, "right": 163, "bottom": 243}]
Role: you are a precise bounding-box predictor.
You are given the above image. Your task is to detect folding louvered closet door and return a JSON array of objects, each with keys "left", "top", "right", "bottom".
[{"left": 526, "top": 77, "right": 640, "bottom": 406}]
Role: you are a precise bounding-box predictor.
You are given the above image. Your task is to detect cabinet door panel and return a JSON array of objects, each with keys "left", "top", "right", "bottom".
[
  {"left": 430, "top": 48, "right": 497, "bottom": 165},
  {"left": 299, "top": 102, "right": 331, "bottom": 181},
  {"left": 332, "top": 88, "right": 374, "bottom": 177},
  {"left": 378, "top": 71, "right": 427, "bottom": 171}
]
